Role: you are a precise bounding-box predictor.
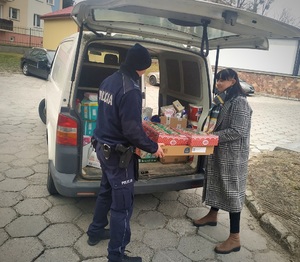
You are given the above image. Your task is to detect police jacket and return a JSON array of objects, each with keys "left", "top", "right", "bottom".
[{"left": 93, "top": 64, "right": 158, "bottom": 154}]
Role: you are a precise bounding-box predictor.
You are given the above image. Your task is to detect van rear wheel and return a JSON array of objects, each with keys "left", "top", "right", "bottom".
[
  {"left": 38, "top": 99, "right": 46, "bottom": 124},
  {"left": 47, "top": 168, "right": 58, "bottom": 195}
]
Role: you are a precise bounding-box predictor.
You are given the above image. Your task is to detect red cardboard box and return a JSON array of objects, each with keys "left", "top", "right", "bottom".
[
  {"left": 142, "top": 121, "right": 189, "bottom": 146},
  {"left": 172, "top": 128, "right": 219, "bottom": 147}
]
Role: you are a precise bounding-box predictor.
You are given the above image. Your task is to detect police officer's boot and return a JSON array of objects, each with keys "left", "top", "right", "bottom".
[
  {"left": 122, "top": 254, "right": 142, "bottom": 261},
  {"left": 108, "top": 254, "right": 142, "bottom": 262}
]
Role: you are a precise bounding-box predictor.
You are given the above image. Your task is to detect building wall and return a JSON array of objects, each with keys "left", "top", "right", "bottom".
[
  {"left": 1, "top": 0, "right": 28, "bottom": 27},
  {"left": 238, "top": 70, "right": 300, "bottom": 100},
  {"left": 42, "top": 18, "right": 77, "bottom": 50},
  {"left": 0, "top": 0, "right": 62, "bottom": 29}
]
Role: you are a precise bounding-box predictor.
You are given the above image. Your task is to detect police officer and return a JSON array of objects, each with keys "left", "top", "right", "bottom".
[{"left": 87, "top": 43, "right": 164, "bottom": 262}]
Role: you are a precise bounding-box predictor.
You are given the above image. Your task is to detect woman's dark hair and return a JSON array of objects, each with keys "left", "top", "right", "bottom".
[{"left": 216, "top": 68, "right": 246, "bottom": 99}]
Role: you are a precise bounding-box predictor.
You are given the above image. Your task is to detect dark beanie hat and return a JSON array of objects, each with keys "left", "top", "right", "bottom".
[{"left": 125, "top": 43, "right": 152, "bottom": 71}]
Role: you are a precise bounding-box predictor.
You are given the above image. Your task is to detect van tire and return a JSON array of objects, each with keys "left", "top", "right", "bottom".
[
  {"left": 47, "top": 169, "right": 58, "bottom": 195},
  {"left": 38, "top": 99, "right": 46, "bottom": 124}
]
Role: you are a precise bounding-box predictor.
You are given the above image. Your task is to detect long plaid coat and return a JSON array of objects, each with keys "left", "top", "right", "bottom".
[{"left": 202, "top": 95, "right": 252, "bottom": 212}]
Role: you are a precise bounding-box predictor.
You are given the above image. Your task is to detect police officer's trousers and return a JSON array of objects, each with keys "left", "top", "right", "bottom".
[{"left": 87, "top": 146, "right": 135, "bottom": 262}]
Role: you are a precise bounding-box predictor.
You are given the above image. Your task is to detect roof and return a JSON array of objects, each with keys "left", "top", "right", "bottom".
[{"left": 41, "top": 6, "right": 73, "bottom": 19}]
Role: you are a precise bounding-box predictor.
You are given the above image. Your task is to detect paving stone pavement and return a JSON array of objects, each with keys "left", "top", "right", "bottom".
[{"left": 0, "top": 73, "right": 299, "bottom": 262}]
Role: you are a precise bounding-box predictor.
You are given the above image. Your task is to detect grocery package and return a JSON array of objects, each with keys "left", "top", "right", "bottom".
[
  {"left": 88, "top": 151, "right": 101, "bottom": 168},
  {"left": 160, "top": 116, "right": 187, "bottom": 129},
  {"left": 84, "top": 92, "right": 98, "bottom": 102},
  {"left": 81, "top": 98, "right": 98, "bottom": 121},
  {"left": 142, "top": 107, "right": 153, "bottom": 121},
  {"left": 188, "top": 104, "right": 203, "bottom": 122},
  {"left": 82, "top": 142, "right": 93, "bottom": 167},
  {"left": 136, "top": 148, "right": 157, "bottom": 163},
  {"left": 160, "top": 104, "right": 176, "bottom": 117},
  {"left": 83, "top": 120, "right": 97, "bottom": 136},
  {"left": 172, "top": 100, "right": 185, "bottom": 112},
  {"left": 81, "top": 92, "right": 99, "bottom": 136}
]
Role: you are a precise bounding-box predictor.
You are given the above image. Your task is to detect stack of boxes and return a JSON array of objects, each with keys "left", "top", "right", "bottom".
[
  {"left": 137, "top": 100, "right": 218, "bottom": 164},
  {"left": 80, "top": 92, "right": 101, "bottom": 169},
  {"left": 81, "top": 92, "right": 98, "bottom": 136}
]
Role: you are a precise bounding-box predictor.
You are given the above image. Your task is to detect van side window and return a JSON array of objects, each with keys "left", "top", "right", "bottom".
[
  {"left": 166, "top": 59, "right": 180, "bottom": 92},
  {"left": 52, "top": 41, "right": 73, "bottom": 87},
  {"left": 183, "top": 60, "right": 201, "bottom": 97}
]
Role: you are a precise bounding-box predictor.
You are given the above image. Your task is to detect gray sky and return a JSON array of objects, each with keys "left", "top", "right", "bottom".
[{"left": 268, "top": 0, "right": 300, "bottom": 20}]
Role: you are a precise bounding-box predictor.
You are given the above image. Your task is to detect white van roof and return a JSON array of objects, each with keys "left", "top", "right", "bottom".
[{"left": 72, "top": 0, "right": 300, "bottom": 51}]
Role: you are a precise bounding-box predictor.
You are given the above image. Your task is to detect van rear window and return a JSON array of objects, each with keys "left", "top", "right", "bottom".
[{"left": 87, "top": 47, "right": 119, "bottom": 66}]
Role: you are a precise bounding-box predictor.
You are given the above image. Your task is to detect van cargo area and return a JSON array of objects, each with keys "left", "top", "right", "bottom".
[{"left": 73, "top": 38, "right": 211, "bottom": 193}]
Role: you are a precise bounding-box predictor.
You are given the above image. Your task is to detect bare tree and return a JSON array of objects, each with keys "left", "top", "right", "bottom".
[
  {"left": 277, "top": 8, "right": 300, "bottom": 28},
  {"left": 206, "top": 0, "right": 299, "bottom": 27}
]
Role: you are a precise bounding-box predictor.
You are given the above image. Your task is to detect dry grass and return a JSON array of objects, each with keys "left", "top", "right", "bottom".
[
  {"left": 0, "top": 52, "right": 22, "bottom": 74},
  {"left": 248, "top": 149, "right": 300, "bottom": 254}
]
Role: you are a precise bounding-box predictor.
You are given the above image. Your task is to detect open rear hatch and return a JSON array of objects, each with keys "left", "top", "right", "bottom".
[{"left": 72, "top": 0, "right": 300, "bottom": 53}]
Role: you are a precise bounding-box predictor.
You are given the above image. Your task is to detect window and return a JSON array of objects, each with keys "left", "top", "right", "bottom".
[
  {"left": 47, "top": 0, "right": 54, "bottom": 5},
  {"left": 52, "top": 41, "right": 73, "bottom": 86},
  {"left": 0, "top": 5, "right": 3, "bottom": 19},
  {"left": 33, "top": 14, "right": 41, "bottom": 27},
  {"left": 9, "top": 7, "right": 20, "bottom": 20}
]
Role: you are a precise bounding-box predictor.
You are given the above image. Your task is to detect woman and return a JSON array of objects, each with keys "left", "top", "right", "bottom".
[{"left": 193, "top": 68, "right": 252, "bottom": 254}]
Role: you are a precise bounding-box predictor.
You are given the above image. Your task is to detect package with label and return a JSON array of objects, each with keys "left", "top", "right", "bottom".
[
  {"left": 81, "top": 98, "right": 98, "bottom": 121},
  {"left": 172, "top": 100, "right": 185, "bottom": 112},
  {"left": 188, "top": 104, "right": 203, "bottom": 121},
  {"left": 161, "top": 145, "right": 215, "bottom": 156},
  {"left": 160, "top": 116, "right": 187, "bottom": 129},
  {"left": 83, "top": 120, "right": 97, "bottom": 136},
  {"left": 143, "top": 121, "right": 189, "bottom": 145},
  {"left": 136, "top": 148, "right": 157, "bottom": 163},
  {"left": 172, "top": 128, "right": 219, "bottom": 147}
]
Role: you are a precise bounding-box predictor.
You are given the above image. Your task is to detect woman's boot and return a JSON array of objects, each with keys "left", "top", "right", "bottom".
[
  {"left": 192, "top": 209, "right": 218, "bottom": 227},
  {"left": 214, "top": 233, "right": 241, "bottom": 254}
]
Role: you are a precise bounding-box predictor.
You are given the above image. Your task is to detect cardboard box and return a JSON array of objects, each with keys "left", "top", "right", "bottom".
[
  {"left": 83, "top": 120, "right": 96, "bottom": 136},
  {"left": 136, "top": 148, "right": 157, "bottom": 163},
  {"left": 160, "top": 116, "right": 187, "bottom": 129},
  {"left": 160, "top": 156, "right": 189, "bottom": 164},
  {"left": 81, "top": 98, "right": 98, "bottom": 121},
  {"left": 143, "top": 121, "right": 189, "bottom": 145},
  {"left": 173, "top": 128, "right": 219, "bottom": 147},
  {"left": 173, "top": 100, "right": 185, "bottom": 112},
  {"left": 161, "top": 145, "right": 214, "bottom": 156}
]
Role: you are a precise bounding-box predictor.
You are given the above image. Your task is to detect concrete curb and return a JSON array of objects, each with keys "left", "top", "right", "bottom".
[{"left": 245, "top": 189, "right": 299, "bottom": 256}]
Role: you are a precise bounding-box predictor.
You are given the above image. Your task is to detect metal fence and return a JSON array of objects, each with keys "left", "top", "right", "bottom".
[{"left": 0, "top": 22, "right": 44, "bottom": 47}]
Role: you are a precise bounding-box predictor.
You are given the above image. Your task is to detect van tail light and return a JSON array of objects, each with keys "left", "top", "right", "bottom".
[{"left": 56, "top": 113, "right": 78, "bottom": 146}]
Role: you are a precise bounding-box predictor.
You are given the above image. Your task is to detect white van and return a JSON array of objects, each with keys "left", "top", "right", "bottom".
[{"left": 45, "top": 0, "right": 300, "bottom": 197}]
